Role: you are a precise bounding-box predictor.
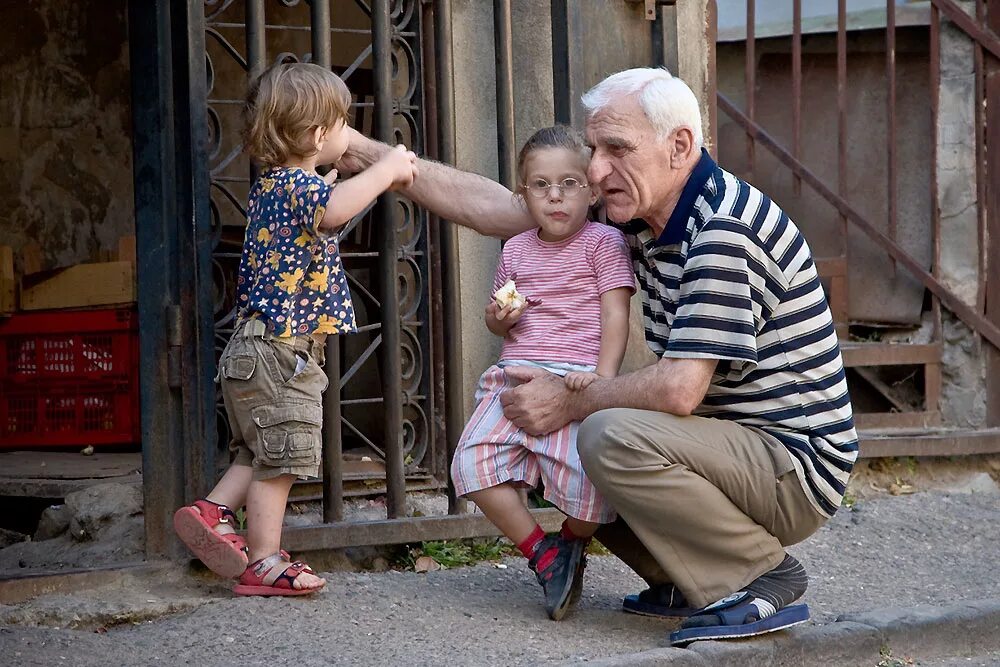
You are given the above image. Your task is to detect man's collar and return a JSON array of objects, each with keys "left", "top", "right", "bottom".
[{"left": 619, "top": 148, "right": 717, "bottom": 247}]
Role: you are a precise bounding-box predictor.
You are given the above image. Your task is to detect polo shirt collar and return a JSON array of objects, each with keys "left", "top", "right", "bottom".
[{"left": 619, "top": 147, "right": 717, "bottom": 247}]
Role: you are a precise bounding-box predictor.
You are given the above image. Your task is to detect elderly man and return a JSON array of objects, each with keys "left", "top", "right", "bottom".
[{"left": 342, "top": 68, "right": 857, "bottom": 644}]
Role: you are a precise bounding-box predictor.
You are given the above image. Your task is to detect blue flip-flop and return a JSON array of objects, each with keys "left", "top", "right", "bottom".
[
  {"left": 622, "top": 584, "right": 699, "bottom": 618},
  {"left": 669, "top": 591, "right": 810, "bottom": 646}
]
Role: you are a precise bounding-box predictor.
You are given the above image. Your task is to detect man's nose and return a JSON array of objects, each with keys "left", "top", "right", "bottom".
[{"left": 588, "top": 155, "right": 611, "bottom": 185}]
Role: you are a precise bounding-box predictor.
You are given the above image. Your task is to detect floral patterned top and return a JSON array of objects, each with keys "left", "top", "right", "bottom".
[{"left": 236, "top": 166, "right": 357, "bottom": 337}]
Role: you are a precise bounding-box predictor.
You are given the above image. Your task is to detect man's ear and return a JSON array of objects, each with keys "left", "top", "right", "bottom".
[{"left": 669, "top": 127, "right": 695, "bottom": 168}]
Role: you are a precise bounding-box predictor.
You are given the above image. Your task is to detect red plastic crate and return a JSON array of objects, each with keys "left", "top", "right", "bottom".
[{"left": 0, "top": 308, "right": 139, "bottom": 448}]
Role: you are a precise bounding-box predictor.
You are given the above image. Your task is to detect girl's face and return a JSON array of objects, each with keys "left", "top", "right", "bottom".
[
  {"left": 520, "top": 147, "right": 597, "bottom": 242},
  {"left": 316, "top": 118, "right": 350, "bottom": 165}
]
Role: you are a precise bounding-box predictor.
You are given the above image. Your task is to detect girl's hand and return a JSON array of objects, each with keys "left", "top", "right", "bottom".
[
  {"left": 564, "top": 371, "right": 600, "bottom": 391},
  {"left": 485, "top": 300, "right": 529, "bottom": 326},
  {"left": 377, "top": 144, "right": 419, "bottom": 189}
]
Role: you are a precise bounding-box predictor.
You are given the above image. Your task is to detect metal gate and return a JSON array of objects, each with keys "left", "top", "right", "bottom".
[{"left": 203, "top": 0, "right": 440, "bottom": 521}]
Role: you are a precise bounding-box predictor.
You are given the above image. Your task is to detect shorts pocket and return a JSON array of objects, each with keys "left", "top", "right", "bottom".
[
  {"left": 222, "top": 353, "right": 257, "bottom": 381},
  {"left": 251, "top": 402, "right": 322, "bottom": 465}
]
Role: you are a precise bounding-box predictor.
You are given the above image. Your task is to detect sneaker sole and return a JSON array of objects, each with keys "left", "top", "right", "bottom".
[
  {"left": 173, "top": 506, "right": 248, "bottom": 578},
  {"left": 547, "top": 540, "right": 585, "bottom": 621}
]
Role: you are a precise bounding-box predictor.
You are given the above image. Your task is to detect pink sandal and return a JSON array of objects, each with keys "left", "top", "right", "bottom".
[
  {"left": 233, "top": 552, "right": 325, "bottom": 597},
  {"left": 173, "top": 499, "right": 249, "bottom": 578}
]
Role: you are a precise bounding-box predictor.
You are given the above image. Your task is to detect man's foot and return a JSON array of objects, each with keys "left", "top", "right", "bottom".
[
  {"left": 622, "top": 583, "right": 699, "bottom": 618},
  {"left": 528, "top": 534, "right": 586, "bottom": 621},
  {"left": 669, "top": 554, "right": 810, "bottom": 645}
]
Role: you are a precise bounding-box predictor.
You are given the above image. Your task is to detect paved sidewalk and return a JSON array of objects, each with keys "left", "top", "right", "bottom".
[{"left": 1, "top": 489, "right": 999, "bottom": 666}]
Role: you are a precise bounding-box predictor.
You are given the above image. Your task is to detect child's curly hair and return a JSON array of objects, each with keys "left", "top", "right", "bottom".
[{"left": 243, "top": 62, "right": 351, "bottom": 168}]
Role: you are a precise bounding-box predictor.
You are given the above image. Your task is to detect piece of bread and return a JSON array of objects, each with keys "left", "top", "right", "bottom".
[{"left": 493, "top": 278, "right": 527, "bottom": 310}]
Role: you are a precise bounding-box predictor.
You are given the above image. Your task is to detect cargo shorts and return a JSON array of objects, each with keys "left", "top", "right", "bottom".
[{"left": 218, "top": 318, "right": 328, "bottom": 481}]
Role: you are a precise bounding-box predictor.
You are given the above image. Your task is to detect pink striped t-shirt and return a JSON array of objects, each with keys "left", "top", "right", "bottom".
[{"left": 494, "top": 221, "right": 636, "bottom": 367}]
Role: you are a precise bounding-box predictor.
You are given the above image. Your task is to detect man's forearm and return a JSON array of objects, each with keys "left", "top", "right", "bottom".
[
  {"left": 571, "top": 356, "right": 717, "bottom": 421},
  {"left": 344, "top": 132, "right": 534, "bottom": 239}
]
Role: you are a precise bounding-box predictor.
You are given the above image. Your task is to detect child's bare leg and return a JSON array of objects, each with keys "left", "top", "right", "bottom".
[
  {"left": 206, "top": 464, "right": 253, "bottom": 510},
  {"left": 563, "top": 517, "right": 599, "bottom": 539},
  {"left": 467, "top": 483, "right": 538, "bottom": 544},
  {"left": 246, "top": 474, "right": 324, "bottom": 590}
]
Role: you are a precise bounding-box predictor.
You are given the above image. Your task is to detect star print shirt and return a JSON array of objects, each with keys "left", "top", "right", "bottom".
[{"left": 236, "top": 166, "right": 357, "bottom": 337}]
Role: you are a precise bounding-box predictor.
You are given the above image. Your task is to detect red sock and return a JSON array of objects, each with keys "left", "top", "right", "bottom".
[{"left": 517, "top": 525, "right": 545, "bottom": 559}]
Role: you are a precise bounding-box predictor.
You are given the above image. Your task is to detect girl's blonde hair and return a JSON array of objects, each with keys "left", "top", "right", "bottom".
[
  {"left": 243, "top": 62, "right": 351, "bottom": 167},
  {"left": 515, "top": 125, "right": 592, "bottom": 193}
]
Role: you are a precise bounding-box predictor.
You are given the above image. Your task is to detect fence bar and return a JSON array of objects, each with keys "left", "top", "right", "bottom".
[
  {"left": 985, "top": 0, "right": 1000, "bottom": 425},
  {"left": 493, "top": 0, "right": 516, "bottom": 190},
  {"left": 837, "top": 0, "right": 848, "bottom": 253},
  {"left": 744, "top": 0, "right": 755, "bottom": 174},
  {"left": 372, "top": 0, "right": 406, "bottom": 519},
  {"left": 246, "top": 0, "right": 265, "bottom": 79},
  {"left": 321, "top": 338, "right": 343, "bottom": 522},
  {"left": 975, "top": 0, "right": 987, "bottom": 315},
  {"left": 717, "top": 93, "right": 1000, "bottom": 351},
  {"left": 930, "top": 5, "right": 943, "bottom": 354},
  {"left": 792, "top": 0, "right": 802, "bottom": 195},
  {"left": 434, "top": 0, "right": 467, "bottom": 514},
  {"left": 886, "top": 0, "right": 897, "bottom": 266},
  {"left": 312, "top": 0, "right": 340, "bottom": 526},
  {"left": 310, "top": 0, "right": 331, "bottom": 69}
]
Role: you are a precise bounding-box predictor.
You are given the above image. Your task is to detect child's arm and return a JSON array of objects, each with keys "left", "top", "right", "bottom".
[
  {"left": 318, "top": 145, "right": 417, "bottom": 232},
  {"left": 565, "top": 287, "right": 631, "bottom": 391},
  {"left": 595, "top": 287, "right": 632, "bottom": 377}
]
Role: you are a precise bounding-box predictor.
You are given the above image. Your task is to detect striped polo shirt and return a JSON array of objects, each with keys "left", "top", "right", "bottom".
[{"left": 618, "top": 149, "right": 858, "bottom": 517}]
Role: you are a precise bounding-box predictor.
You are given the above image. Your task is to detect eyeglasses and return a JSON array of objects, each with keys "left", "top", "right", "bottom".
[{"left": 523, "top": 177, "right": 590, "bottom": 199}]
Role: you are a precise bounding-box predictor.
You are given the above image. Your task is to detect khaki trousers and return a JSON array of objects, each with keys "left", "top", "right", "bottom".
[{"left": 578, "top": 408, "right": 826, "bottom": 609}]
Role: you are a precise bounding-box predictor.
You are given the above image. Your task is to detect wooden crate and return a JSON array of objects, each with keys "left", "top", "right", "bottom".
[{"left": 20, "top": 261, "right": 136, "bottom": 311}]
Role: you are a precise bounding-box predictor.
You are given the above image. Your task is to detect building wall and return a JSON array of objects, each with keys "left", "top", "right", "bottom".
[{"left": 0, "top": 0, "right": 133, "bottom": 272}]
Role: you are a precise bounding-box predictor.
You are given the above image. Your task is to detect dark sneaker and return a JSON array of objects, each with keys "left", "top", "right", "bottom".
[{"left": 528, "top": 534, "right": 586, "bottom": 621}]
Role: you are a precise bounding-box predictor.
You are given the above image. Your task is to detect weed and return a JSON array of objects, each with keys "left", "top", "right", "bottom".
[
  {"left": 396, "top": 538, "right": 518, "bottom": 570},
  {"left": 877, "top": 646, "right": 913, "bottom": 667},
  {"left": 841, "top": 491, "right": 857, "bottom": 510}
]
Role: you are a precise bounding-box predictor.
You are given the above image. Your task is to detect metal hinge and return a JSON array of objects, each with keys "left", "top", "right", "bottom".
[{"left": 167, "top": 304, "right": 182, "bottom": 389}]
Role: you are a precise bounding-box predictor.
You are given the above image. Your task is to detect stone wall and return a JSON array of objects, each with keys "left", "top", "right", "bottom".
[{"left": 0, "top": 0, "right": 133, "bottom": 272}]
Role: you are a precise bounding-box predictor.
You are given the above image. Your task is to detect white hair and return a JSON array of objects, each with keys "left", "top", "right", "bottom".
[{"left": 580, "top": 68, "right": 703, "bottom": 148}]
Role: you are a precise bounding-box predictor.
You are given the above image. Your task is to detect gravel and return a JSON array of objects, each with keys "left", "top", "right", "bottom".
[{"left": 1, "top": 489, "right": 999, "bottom": 666}]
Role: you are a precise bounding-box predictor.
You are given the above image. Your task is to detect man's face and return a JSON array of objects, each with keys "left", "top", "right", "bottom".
[{"left": 585, "top": 95, "right": 676, "bottom": 224}]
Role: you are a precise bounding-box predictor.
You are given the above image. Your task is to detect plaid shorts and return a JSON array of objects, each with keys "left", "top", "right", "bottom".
[{"left": 450, "top": 364, "right": 616, "bottom": 524}]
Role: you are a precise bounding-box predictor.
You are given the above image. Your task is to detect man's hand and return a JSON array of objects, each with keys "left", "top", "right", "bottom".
[
  {"left": 500, "top": 366, "right": 576, "bottom": 435},
  {"left": 336, "top": 127, "right": 383, "bottom": 175},
  {"left": 321, "top": 168, "right": 339, "bottom": 186}
]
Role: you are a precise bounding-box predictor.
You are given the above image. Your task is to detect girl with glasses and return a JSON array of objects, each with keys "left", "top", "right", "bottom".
[{"left": 450, "top": 125, "right": 636, "bottom": 621}]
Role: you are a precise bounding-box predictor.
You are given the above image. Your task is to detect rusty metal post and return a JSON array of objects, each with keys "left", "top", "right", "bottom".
[
  {"left": 372, "top": 0, "right": 406, "bottom": 518},
  {"left": 837, "top": 0, "right": 848, "bottom": 270},
  {"left": 310, "top": 0, "right": 331, "bottom": 69},
  {"left": 744, "top": 0, "right": 755, "bottom": 175},
  {"left": 985, "top": 0, "right": 1000, "bottom": 425},
  {"left": 246, "top": 0, "right": 265, "bottom": 80},
  {"left": 792, "top": 0, "right": 802, "bottom": 195},
  {"left": 886, "top": 0, "right": 897, "bottom": 269},
  {"left": 493, "top": 0, "right": 516, "bottom": 190}
]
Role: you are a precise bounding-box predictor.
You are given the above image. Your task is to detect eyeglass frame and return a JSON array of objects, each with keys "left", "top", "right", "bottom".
[{"left": 521, "top": 177, "right": 591, "bottom": 199}]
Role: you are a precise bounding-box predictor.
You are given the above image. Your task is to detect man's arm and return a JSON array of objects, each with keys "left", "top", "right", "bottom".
[
  {"left": 501, "top": 356, "right": 718, "bottom": 435},
  {"left": 337, "top": 128, "right": 534, "bottom": 239}
]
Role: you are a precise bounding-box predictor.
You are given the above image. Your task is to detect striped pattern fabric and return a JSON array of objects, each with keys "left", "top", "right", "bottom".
[
  {"left": 451, "top": 364, "right": 617, "bottom": 523},
  {"left": 621, "top": 150, "right": 858, "bottom": 517},
  {"left": 495, "top": 222, "right": 636, "bottom": 367}
]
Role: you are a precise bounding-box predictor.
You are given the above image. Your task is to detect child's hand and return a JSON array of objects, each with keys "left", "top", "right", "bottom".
[
  {"left": 564, "top": 371, "right": 600, "bottom": 391},
  {"left": 485, "top": 300, "right": 529, "bottom": 327},
  {"left": 377, "top": 144, "right": 419, "bottom": 190},
  {"left": 322, "top": 168, "right": 339, "bottom": 186}
]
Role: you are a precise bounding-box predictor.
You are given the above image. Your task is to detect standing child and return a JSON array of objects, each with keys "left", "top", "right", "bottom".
[
  {"left": 451, "top": 125, "right": 636, "bottom": 620},
  {"left": 172, "top": 62, "right": 417, "bottom": 596}
]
